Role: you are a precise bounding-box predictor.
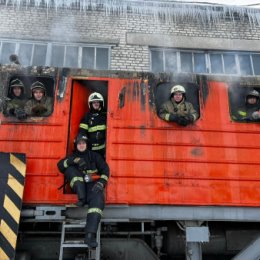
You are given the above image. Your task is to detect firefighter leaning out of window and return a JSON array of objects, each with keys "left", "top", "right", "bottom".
[
  {"left": 4, "top": 78, "right": 27, "bottom": 120},
  {"left": 158, "top": 85, "right": 199, "bottom": 126},
  {"left": 232, "top": 90, "right": 260, "bottom": 122},
  {"left": 57, "top": 134, "right": 110, "bottom": 248},
  {"left": 24, "top": 81, "right": 53, "bottom": 117},
  {"left": 78, "top": 92, "right": 107, "bottom": 158}
]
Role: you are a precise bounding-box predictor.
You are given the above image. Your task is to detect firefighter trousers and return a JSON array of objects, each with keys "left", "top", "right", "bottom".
[{"left": 64, "top": 166, "right": 105, "bottom": 233}]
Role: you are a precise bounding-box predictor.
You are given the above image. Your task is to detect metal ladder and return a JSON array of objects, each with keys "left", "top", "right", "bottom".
[{"left": 59, "top": 219, "right": 100, "bottom": 260}]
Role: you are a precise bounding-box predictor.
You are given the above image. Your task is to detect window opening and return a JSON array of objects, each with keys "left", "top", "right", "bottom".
[
  {"left": 155, "top": 82, "right": 200, "bottom": 124},
  {"left": 180, "top": 52, "right": 193, "bottom": 73},
  {"left": 0, "top": 39, "right": 111, "bottom": 70},
  {"left": 239, "top": 54, "right": 253, "bottom": 75},
  {"left": 3, "top": 76, "right": 55, "bottom": 120},
  {"left": 252, "top": 54, "right": 260, "bottom": 75},
  {"left": 151, "top": 48, "right": 260, "bottom": 76},
  {"left": 194, "top": 53, "right": 206, "bottom": 73},
  {"left": 229, "top": 85, "right": 260, "bottom": 123},
  {"left": 223, "top": 54, "right": 237, "bottom": 74}
]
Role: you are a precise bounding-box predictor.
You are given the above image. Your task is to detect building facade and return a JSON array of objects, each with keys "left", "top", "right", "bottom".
[{"left": 0, "top": 1, "right": 260, "bottom": 75}]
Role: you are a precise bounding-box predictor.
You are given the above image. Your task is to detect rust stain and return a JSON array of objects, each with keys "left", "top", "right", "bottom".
[{"left": 191, "top": 147, "right": 204, "bottom": 156}]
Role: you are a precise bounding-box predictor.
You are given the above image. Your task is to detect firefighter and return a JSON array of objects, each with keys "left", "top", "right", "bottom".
[
  {"left": 4, "top": 78, "right": 27, "bottom": 119},
  {"left": 24, "top": 81, "right": 53, "bottom": 116},
  {"left": 57, "top": 135, "right": 109, "bottom": 248},
  {"left": 158, "top": 85, "right": 199, "bottom": 126},
  {"left": 78, "top": 92, "right": 107, "bottom": 158},
  {"left": 233, "top": 89, "right": 260, "bottom": 121}
]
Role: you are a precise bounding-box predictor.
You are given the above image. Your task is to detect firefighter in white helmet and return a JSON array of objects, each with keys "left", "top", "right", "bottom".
[
  {"left": 233, "top": 89, "right": 260, "bottom": 121},
  {"left": 78, "top": 92, "right": 107, "bottom": 158},
  {"left": 158, "top": 85, "right": 198, "bottom": 126}
]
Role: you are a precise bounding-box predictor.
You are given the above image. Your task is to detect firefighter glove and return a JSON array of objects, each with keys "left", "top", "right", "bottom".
[
  {"left": 169, "top": 113, "right": 179, "bottom": 122},
  {"left": 66, "top": 157, "right": 77, "bottom": 166},
  {"left": 184, "top": 114, "right": 194, "bottom": 124},
  {"left": 14, "top": 108, "right": 27, "bottom": 120},
  {"left": 8, "top": 108, "right": 15, "bottom": 115},
  {"left": 74, "top": 158, "right": 88, "bottom": 171},
  {"left": 92, "top": 182, "right": 104, "bottom": 193},
  {"left": 32, "top": 104, "right": 47, "bottom": 115},
  {"left": 177, "top": 116, "right": 189, "bottom": 126},
  {"left": 252, "top": 111, "right": 260, "bottom": 120}
]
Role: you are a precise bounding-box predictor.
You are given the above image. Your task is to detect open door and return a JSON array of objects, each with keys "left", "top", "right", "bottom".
[
  {"left": 64, "top": 78, "right": 108, "bottom": 195},
  {"left": 68, "top": 80, "right": 90, "bottom": 154},
  {"left": 68, "top": 79, "right": 108, "bottom": 154}
]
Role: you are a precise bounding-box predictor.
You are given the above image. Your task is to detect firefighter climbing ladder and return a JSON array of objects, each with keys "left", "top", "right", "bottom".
[
  {"left": 59, "top": 220, "right": 100, "bottom": 260},
  {"left": 0, "top": 152, "right": 26, "bottom": 260}
]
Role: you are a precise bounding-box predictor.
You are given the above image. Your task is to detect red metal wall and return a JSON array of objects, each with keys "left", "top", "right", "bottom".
[
  {"left": 106, "top": 80, "right": 260, "bottom": 206},
  {"left": 1, "top": 75, "right": 260, "bottom": 206},
  {"left": 0, "top": 78, "right": 72, "bottom": 204}
]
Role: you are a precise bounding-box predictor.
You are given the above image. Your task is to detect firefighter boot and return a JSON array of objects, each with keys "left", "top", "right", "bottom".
[
  {"left": 74, "top": 182, "right": 86, "bottom": 207},
  {"left": 84, "top": 212, "right": 101, "bottom": 247},
  {"left": 84, "top": 232, "right": 98, "bottom": 248}
]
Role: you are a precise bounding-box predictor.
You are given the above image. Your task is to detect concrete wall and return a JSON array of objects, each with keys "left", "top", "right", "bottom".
[{"left": 0, "top": 5, "right": 260, "bottom": 71}]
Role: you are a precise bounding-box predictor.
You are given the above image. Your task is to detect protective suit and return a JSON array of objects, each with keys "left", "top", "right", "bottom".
[
  {"left": 57, "top": 135, "right": 110, "bottom": 248},
  {"left": 24, "top": 81, "right": 53, "bottom": 117},
  {"left": 79, "top": 92, "right": 107, "bottom": 158},
  {"left": 4, "top": 78, "right": 27, "bottom": 119},
  {"left": 159, "top": 85, "right": 199, "bottom": 126}
]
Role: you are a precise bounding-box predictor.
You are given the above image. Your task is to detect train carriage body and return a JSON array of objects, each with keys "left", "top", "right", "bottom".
[
  {"left": 0, "top": 66, "right": 260, "bottom": 260},
  {"left": 1, "top": 68, "right": 259, "bottom": 207}
]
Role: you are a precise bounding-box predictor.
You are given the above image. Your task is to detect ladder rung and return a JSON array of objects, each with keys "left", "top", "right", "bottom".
[
  {"left": 61, "top": 244, "right": 88, "bottom": 248},
  {"left": 63, "top": 240, "right": 85, "bottom": 244},
  {"left": 64, "top": 224, "right": 85, "bottom": 228},
  {"left": 59, "top": 221, "right": 100, "bottom": 260}
]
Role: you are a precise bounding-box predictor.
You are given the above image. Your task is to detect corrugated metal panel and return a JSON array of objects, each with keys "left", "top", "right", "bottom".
[{"left": 106, "top": 79, "right": 260, "bottom": 206}]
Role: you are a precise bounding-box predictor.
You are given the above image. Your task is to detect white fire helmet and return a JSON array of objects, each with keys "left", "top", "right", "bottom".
[
  {"left": 171, "top": 85, "right": 186, "bottom": 95},
  {"left": 88, "top": 92, "right": 104, "bottom": 108},
  {"left": 246, "top": 90, "right": 260, "bottom": 99}
]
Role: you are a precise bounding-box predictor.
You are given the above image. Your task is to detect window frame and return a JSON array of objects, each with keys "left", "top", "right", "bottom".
[
  {"left": 0, "top": 39, "right": 112, "bottom": 69},
  {"left": 228, "top": 85, "right": 260, "bottom": 123},
  {"left": 150, "top": 48, "right": 260, "bottom": 76},
  {"left": 3, "top": 76, "right": 56, "bottom": 120}
]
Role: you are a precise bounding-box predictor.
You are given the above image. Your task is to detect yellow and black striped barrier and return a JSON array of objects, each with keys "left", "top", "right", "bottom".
[{"left": 0, "top": 152, "right": 26, "bottom": 260}]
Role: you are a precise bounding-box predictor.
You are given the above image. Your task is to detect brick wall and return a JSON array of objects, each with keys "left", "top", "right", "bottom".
[{"left": 0, "top": 5, "right": 260, "bottom": 71}]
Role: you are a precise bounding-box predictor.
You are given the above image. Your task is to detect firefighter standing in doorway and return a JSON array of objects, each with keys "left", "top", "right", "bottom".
[
  {"left": 159, "top": 85, "right": 199, "bottom": 126},
  {"left": 57, "top": 135, "right": 109, "bottom": 248},
  {"left": 78, "top": 92, "right": 107, "bottom": 158}
]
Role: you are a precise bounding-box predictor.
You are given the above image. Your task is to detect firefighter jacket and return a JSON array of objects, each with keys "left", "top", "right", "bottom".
[
  {"left": 78, "top": 111, "right": 107, "bottom": 153},
  {"left": 232, "top": 103, "right": 260, "bottom": 121},
  {"left": 57, "top": 149, "right": 110, "bottom": 187},
  {"left": 4, "top": 95, "right": 27, "bottom": 116},
  {"left": 158, "top": 99, "right": 199, "bottom": 123},
  {"left": 24, "top": 96, "right": 53, "bottom": 117}
]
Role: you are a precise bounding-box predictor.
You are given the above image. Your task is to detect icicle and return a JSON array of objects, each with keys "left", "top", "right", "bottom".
[{"left": 4, "top": 0, "right": 260, "bottom": 27}]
